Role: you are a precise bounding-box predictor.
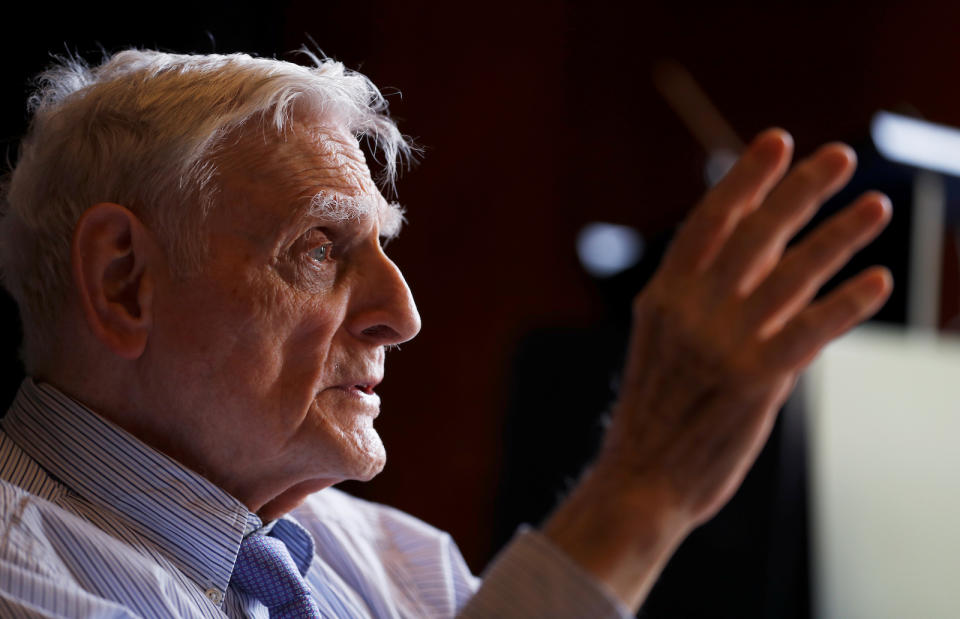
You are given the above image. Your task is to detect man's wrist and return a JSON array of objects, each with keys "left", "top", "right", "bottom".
[{"left": 541, "top": 459, "right": 693, "bottom": 612}]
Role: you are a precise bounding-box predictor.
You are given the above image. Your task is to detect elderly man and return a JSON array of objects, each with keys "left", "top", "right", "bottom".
[{"left": 0, "top": 49, "right": 890, "bottom": 618}]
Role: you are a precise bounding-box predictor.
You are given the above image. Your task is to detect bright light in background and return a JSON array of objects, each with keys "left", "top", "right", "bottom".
[
  {"left": 576, "top": 222, "right": 644, "bottom": 277},
  {"left": 871, "top": 111, "right": 960, "bottom": 177}
]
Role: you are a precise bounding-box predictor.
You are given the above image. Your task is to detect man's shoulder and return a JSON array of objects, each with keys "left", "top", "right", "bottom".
[
  {"left": 0, "top": 477, "right": 79, "bottom": 578},
  {"left": 0, "top": 464, "right": 82, "bottom": 537},
  {"left": 0, "top": 476, "right": 59, "bottom": 531},
  {"left": 0, "top": 478, "right": 197, "bottom": 617},
  {"left": 0, "top": 477, "right": 142, "bottom": 577}
]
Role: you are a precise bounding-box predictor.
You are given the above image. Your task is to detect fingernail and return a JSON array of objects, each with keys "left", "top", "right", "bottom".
[
  {"left": 857, "top": 192, "right": 892, "bottom": 220},
  {"left": 753, "top": 128, "right": 792, "bottom": 158},
  {"left": 862, "top": 267, "right": 894, "bottom": 299},
  {"left": 870, "top": 192, "right": 893, "bottom": 219},
  {"left": 820, "top": 143, "right": 857, "bottom": 170},
  {"left": 877, "top": 192, "right": 892, "bottom": 212}
]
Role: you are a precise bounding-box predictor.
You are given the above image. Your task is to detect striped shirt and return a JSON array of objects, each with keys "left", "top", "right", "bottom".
[{"left": 0, "top": 379, "right": 627, "bottom": 618}]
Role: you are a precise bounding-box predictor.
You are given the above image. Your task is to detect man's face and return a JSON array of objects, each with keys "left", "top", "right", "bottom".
[{"left": 143, "top": 121, "right": 420, "bottom": 513}]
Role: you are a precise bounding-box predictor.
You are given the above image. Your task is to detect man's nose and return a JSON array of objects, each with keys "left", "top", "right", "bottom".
[{"left": 348, "top": 245, "right": 421, "bottom": 346}]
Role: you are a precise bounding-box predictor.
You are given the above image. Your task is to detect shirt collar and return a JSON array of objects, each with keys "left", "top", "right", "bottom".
[
  {"left": 0, "top": 378, "right": 261, "bottom": 594},
  {"left": 271, "top": 517, "right": 316, "bottom": 576}
]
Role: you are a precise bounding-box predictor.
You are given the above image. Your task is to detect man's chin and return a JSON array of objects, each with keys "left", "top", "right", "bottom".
[
  {"left": 344, "top": 432, "right": 386, "bottom": 482},
  {"left": 350, "top": 457, "right": 386, "bottom": 482}
]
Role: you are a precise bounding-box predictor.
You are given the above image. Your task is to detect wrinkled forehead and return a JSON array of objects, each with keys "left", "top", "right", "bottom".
[{"left": 216, "top": 121, "right": 404, "bottom": 237}]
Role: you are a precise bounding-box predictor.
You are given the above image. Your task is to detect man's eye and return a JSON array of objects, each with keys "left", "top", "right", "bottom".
[{"left": 308, "top": 242, "right": 334, "bottom": 264}]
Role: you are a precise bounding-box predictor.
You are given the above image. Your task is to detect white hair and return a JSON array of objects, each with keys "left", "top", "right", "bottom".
[{"left": 0, "top": 49, "right": 412, "bottom": 371}]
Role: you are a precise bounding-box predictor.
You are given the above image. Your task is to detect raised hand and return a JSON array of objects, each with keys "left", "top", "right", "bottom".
[{"left": 543, "top": 129, "right": 892, "bottom": 611}]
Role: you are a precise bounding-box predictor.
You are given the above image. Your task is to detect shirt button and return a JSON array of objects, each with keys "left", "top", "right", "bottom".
[{"left": 205, "top": 588, "right": 223, "bottom": 605}]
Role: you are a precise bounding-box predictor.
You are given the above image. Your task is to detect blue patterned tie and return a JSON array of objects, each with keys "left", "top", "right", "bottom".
[{"left": 230, "top": 534, "right": 322, "bottom": 618}]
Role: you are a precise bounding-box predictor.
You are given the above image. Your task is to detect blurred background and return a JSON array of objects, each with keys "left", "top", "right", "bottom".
[{"left": 3, "top": 2, "right": 960, "bottom": 617}]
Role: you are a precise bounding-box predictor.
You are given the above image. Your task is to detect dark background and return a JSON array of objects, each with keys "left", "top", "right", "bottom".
[{"left": 3, "top": 2, "right": 959, "bottom": 616}]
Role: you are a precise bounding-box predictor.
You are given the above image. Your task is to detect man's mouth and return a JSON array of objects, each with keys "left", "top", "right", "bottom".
[
  {"left": 353, "top": 383, "right": 376, "bottom": 395},
  {"left": 320, "top": 371, "right": 383, "bottom": 403},
  {"left": 325, "top": 377, "right": 382, "bottom": 401}
]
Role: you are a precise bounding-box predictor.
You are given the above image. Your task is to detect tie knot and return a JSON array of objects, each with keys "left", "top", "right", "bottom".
[{"left": 231, "top": 534, "right": 321, "bottom": 618}]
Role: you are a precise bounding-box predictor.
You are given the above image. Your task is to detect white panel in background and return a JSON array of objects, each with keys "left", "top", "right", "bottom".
[{"left": 807, "top": 326, "right": 960, "bottom": 619}]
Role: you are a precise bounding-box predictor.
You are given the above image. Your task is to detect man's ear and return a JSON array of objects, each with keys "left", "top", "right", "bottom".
[{"left": 72, "top": 203, "right": 158, "bottom": 360}]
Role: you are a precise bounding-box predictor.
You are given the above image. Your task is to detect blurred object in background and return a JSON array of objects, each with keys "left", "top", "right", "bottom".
[
  {"left": 869, "top": 111, "right": 960, "bottom": 332},
  {"left": 872, "top": 111, "right": 960, "bottom": 177},
  {"left": 806, "top": 326, "right": 960, "bottom": 619},
  {"left": 653, "top": 59, "right": 744, "bottom": 186},
  {"left": 576, "top": 222, "right": 645, "bottom": 278}
]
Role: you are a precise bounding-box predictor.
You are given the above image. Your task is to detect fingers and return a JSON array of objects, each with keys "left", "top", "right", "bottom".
[
  {"left": 660, "top": 129, "right": 793, "bottom": 278},
  {"left": 745, "top": 192, "right": 892, "bottom": 339},
  {"left": 761, "top": 266, "right": 892, "bottom": 370},
  {"left": 705, "top": 143, "right": 857, "bottom": 298}
]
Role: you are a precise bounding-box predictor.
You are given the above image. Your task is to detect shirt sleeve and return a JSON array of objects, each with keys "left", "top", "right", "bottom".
[{"left": 457, "top": 526, "right": 631, "bottom": 618}]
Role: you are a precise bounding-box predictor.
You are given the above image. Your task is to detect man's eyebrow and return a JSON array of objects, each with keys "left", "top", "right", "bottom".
[
  {"left": 379, "top": 202, "right": 406, "bottom": 240},
  {"left": 305, "top": 192, "right": 405, "bottom": 239}
]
